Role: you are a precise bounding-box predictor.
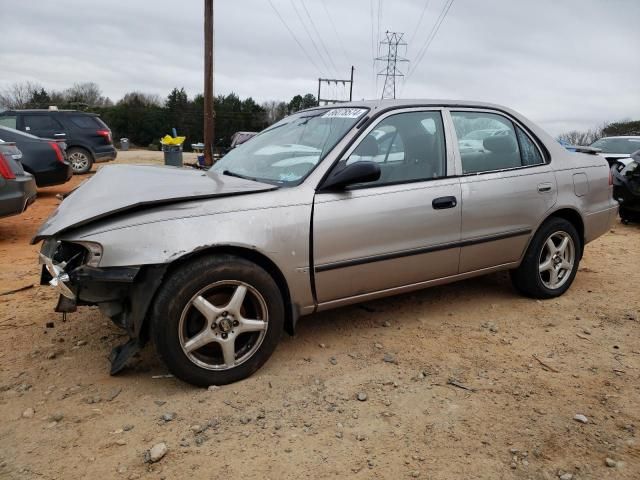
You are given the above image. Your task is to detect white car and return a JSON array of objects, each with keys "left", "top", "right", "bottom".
[{"left": 590, "top": 136, "right": 640, "bottom": 167}]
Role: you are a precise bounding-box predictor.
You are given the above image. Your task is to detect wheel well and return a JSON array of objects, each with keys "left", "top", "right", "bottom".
[
  {"left": 67, "top": 146, "right": 94, "bottom": 159},
  {"left": 547, "top": 208, "right": 585, "bottom": 254},
  {"left": 164, "top": 246, "right": 295, "bottom": 335}
]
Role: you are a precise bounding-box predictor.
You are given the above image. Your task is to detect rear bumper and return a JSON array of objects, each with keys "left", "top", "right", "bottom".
[
  {"left": 0, "top": 175, "right": 37, "bottom": 218},
  {"left": 94, "top": 147, "right": 118, "bottom": 163},
  {"left": 584, "top": 204, "right": 619, "bottom": 243},
  {"left": 34, "top": 162, "right": 73, "bottom": 187}
]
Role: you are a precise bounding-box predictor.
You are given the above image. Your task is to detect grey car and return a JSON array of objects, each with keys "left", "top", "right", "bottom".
[
  {"left": 0, "top": 141, "right": 37, "bottom": 219},
  {"left": 34, "top": 100, "right": 617, "bottom": 386}
]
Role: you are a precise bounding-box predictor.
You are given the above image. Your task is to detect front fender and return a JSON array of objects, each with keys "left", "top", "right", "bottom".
[{"left": 66, "top": 204, "right": 315, "bottom": 317}]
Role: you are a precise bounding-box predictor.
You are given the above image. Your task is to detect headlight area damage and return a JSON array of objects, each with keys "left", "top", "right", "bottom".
[{"left": 39, "top": 239, "right": 167, "bottom": 374}]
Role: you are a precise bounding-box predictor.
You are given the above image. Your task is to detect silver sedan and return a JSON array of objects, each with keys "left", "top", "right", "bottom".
[{"left": 34, "top": 100, "right": 618, "bottom": 386}]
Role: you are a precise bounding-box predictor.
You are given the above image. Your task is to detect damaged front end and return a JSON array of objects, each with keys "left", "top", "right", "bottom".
[{"left": 39, "top": 239, "right": 167, "bottom": 374}]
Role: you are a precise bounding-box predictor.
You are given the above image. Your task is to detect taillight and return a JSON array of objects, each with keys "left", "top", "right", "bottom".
[
  {"left": 0, "top": 152, "right": 16, "bottom": 179},
  {"left": 49, "top": 141, "right": 65, "bottom": 163},
  {"left": 608, "top": 168, "right": 613, "bottom": 186},
  {"left": 97, "top": 129, "right": 112, "bottom": 143}
]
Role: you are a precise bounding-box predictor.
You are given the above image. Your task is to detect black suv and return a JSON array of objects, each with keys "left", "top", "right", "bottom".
[{"left": 0, "top": 109, "right": 117, "bottom": 174}]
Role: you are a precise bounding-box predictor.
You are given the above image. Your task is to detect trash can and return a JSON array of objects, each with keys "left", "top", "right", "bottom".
[
  {"left": 120, "top": 138, "right": 130, "bottom": 151},
  {"left": 162, "top": 144, "right": 183, "bottom": 167}
]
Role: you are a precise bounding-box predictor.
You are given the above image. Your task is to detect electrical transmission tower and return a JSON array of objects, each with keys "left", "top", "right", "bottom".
[{"left": 376, "top": 31, "right": 409, "bottom": 99}]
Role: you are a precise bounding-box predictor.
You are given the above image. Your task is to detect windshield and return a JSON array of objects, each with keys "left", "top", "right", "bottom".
[
  {"left": 210, "top": 107, "right": 368, "bottom": 185},
  {"left": 590, "top": 137, "right": 640, "bottom": 155}
]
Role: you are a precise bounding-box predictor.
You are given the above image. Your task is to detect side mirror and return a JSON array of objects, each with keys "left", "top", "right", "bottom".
[{"left": 321, "top": 161, "right": 381, "bottom": 191}]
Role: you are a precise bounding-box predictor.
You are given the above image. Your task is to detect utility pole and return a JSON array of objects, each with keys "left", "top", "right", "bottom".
[
  {"left": 376, "top": 31, "right": 409, "bottom": 99},
  {"left": 203, "top": 0, "right": 215, "bottom": 166},
  {"left": 317, "top": 66, "right": 355, "bottom": 106}
]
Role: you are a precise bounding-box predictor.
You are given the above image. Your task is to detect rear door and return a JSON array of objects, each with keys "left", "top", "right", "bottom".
[
  {"left": 313, "top": 108, "right": 462, "bottom": 304},
  {"left": 448, "top": 109, "right": 557, "bottom": 272},
  {"left": 21, "top": 113, "right": 65, "bottom": 139}
]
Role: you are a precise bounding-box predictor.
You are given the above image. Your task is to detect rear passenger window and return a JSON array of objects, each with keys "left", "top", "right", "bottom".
[
  {"left": 69, "top": 115, "right": 102, "bottom": 128},
  {"left": 516, "top": 126, "right": 544, "bottom": 166},
  {"left": 0, "top": 116, "right": 17, "bottom": 129},
  {"left": 23, "top": 115, "right": 62, "bottom": 131},
  {"left": 451, "top": 111, "right": 543, "bottom": 174}
]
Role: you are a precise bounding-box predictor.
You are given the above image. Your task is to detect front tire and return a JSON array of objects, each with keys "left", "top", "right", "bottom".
[
  {"left": 510, "top": 218, "right": 581, "bottom": 299},
  {"left": 150, "top": 255, "right": 284, "bottom": 386},
  {"left": 67, "top": 147, "right": 93, "bottom": 174}
]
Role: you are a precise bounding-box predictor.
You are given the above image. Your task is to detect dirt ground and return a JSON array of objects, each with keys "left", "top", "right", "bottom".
[{"left": 0, "top": 152, "right": 638, "bottom": 480}]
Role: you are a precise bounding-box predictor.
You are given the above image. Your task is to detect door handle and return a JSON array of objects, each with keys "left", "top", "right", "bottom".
[
  {"left": 432, "top": 196, "right": 457, "bottom": 209},
  {"left": 537, "top": 182, "right": 553, "bottom": 193}
]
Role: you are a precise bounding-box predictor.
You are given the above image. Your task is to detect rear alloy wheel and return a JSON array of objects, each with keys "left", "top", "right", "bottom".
[
  {"left": 151, "top": 255, "right": 284, "bottom": 386},
  {"left": 510, "top": 218, "right": 580, "bottom": 299},
  {"left": 67, "top": 148, "right": 93, "bottom": 174}
]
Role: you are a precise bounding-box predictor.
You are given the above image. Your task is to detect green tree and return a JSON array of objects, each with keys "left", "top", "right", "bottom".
[
  {"left": 288, "top": 93, "right": 317, "bottom": 113},
  {"left": 28, "top": 88, "right": 51, "bottom": 108}
]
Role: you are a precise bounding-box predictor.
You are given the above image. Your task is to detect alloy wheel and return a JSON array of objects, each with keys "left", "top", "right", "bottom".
[
  {"left": 69, "top": 151, "right": 89, "bottom": 171},
  {"left": 538, "top": 231, "right": 575, "bottom": 290},
  {"left": 178, "top": 280, "right": 269, "bottom": 371}
]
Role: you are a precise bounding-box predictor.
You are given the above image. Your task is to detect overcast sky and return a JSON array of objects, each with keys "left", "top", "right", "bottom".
[{"left": 0, "top": 0, "right": 638, "bottom": 135}]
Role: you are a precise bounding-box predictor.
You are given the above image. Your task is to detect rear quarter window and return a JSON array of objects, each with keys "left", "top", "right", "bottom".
[
  {"left": 0, "top": 116, "right": 17, "bottom": 129},
  {"left": 68, "top": 115, "right": 106, "bottom": 129}
]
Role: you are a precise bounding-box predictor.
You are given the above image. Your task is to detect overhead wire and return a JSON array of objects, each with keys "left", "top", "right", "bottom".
[
  {"left": 405, "top": 0, "right": 455, "bottom": 82},
  {"left": 300, "top": 0, "right": 340, "bottom": 77},
  {"left": 407, "top": 0, "right": 432, "bottom": 50},
  {"left": 320, "top": 0, "right": 351, "bottom": 71},
  {"left": 267, "top": 0, "right": 322, "bottom": 75},
  {"left": 370, "top": 0, "right": 376, "bottom": 98},
  {"left": 289, "top": 0, "right": 334, "bottom": 77}
]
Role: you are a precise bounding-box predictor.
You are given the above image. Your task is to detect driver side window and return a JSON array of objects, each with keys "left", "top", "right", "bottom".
[{"left": 343, "top": 111, "right": 446, "bottom": 187}]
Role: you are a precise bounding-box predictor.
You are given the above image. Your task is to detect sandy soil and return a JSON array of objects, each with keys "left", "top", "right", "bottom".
[{"left": 0, "top": 152, "right": 638, "bottom": 480}]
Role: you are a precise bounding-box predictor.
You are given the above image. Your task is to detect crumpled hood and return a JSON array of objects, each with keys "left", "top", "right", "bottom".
[{"left": 32, "top": 164, "right": 276, "bottom": 243}]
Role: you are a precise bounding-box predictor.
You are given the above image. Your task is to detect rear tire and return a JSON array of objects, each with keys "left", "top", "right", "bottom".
[
  {"left": 510, "top": 218, "right": 581, "bottom": 299},
  {"left": 150, "top": 255, "right": 284, "bottom": 387},
  {"left": 67, "top": 147, "right": 93, "bottom": 174}
]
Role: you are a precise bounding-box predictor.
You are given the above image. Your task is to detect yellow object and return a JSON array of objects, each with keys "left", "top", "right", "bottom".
[{"left": 160, "top": 135, "right": 186, "bottom": 146}]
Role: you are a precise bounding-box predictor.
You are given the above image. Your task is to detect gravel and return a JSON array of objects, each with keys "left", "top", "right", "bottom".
[
  {"left": 161, "top": 412, "right": 176, "bottom": 422},
  {"left": 573, "top": 414, "right": 588, "bottom": 424},
  {"left": 145, "top": 442, "right": 168, "bottom": 463}
]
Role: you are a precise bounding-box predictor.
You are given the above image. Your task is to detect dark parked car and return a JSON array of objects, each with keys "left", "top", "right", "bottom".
[
  {"left": 0, "top": 141, "right": 37, "bottom": 218},
  {"left": 0, "top": 126, "right": 72, "bottom": 187},
  {"left": 0, "top": 109, "right": 117, "bottom": 174}
]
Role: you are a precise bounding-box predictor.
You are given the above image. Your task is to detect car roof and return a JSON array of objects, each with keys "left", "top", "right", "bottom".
[
  {"left": 596, "top": 136, "right": 640, "bottom": 140},
  {"left": 301, "top": 98, "right": 515, "bottom": 113},
  {"left": 1, "top": 109, "right": 97, "bottom": 115}
]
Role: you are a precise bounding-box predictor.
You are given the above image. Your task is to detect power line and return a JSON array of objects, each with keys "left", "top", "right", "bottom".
[
  {"left": 405, "top": 0, "right": 455, "bottom": 82},
  {"left": 407, "top": 0, "right": 431, "bottom": 49},
  {"left": 370, "top": 0, "right": 376, "bottom": 98},
  {"left": 289, "top": 0, "right": 334, "bottom": 76},
  {"left": 267, "top": 0, "right": 322, "bottom": 75},
  {"left": 320, "top": 1, "right": 350, "bottom": 70},
  {"left": 300, "top": 0, "right": 340, "bottom": 76},
  {"left": 376, "top": 0, "right": 382, "bottom": 56}
]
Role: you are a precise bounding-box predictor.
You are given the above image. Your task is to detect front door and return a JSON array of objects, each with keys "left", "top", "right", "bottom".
[
  {"left": 313, "top": 109, "right": 462, "bottom": 304},
  {"left": 449, "top": 109, "right": 557, "bottom": 272}
]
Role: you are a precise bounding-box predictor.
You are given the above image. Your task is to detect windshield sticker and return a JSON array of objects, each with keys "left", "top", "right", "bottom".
[
  {"left": 322, "top": 108, "right": 367, "bottom": 119},
  {"left": 279, "top": 172, "right": 300, "bottom": 182}
]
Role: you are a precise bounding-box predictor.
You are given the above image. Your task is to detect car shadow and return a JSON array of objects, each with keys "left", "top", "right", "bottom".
[{"left": 291, "top": 271, "right": 516, "bottom": 340}]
